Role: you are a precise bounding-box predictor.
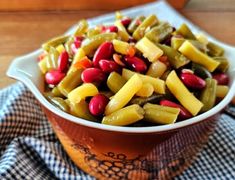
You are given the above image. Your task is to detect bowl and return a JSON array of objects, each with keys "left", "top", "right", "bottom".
[
  {"left": 6, "top": 4, "right": 235, "bottom": 180},
  {"left": 6, "top": 39, "right": 235, "bottom": 180}
]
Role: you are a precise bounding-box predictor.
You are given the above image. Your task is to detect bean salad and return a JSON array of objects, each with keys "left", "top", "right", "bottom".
[{"left": 38, "top": 13, "right": 230, "bottom": 126}]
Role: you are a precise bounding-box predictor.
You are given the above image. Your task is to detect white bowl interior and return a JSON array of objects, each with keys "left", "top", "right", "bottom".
[{"left": 6, "top": 1, "right": 235, "bottom": 133}]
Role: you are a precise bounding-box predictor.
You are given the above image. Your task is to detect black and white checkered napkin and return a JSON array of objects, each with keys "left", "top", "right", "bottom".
[{"left": 0, "top": 82, "right": 234, "bottom": 180}]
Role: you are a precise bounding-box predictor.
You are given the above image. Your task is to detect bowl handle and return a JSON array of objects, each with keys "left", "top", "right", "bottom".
[{"left": 6, "top": 49, "right": 44, "bottom": 92}]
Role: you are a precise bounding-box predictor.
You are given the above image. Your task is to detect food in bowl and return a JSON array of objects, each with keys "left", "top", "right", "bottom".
[{"left": 38, "top": 13, "right": 230, "bottom": 126}]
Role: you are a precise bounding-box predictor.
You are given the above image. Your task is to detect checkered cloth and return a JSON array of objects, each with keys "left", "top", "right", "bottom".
[{"left": 0, "top": 83, "right": 234, "bottom": 180}]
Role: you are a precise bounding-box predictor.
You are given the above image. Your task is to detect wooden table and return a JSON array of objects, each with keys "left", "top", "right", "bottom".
[{"left": 1, "top": 0, "right": 235, "bottom": 89}]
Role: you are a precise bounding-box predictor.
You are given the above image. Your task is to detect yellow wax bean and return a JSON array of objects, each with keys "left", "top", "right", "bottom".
[
  {"left": 69, "top": 100, "right": 97, "bottom": 122},
  {"left": 115, "top": 21, "right": 130, "bottom": 42},
  {"left": 68, "top": 83, "right": 98, "bottom": 104},
  {"left": 107, "top": 72, "right": 126, "bottom": 93},
  {"left": 38, "top": 56, "right": 48, "bottom": 74},
  {"left": 136, "top": 83, "right": 154, "bottom": 97},
  {"left": 146, "top": 61, "right": 167, "bottom": 78},
  {"left": 68, "top": 48, "right": 86, "bottom": 73},
  {"left": 72, "top": 48, "right": 86, "bottom": 65},
  {"left": 102, "top": 104, "right": 144, "bottom": 126},
  {"left": 122, "top": 68, "right": 165, "bottom": 94},
  {"left": 135, "top": 37, "right": 163, "bottom": 62},
  {"left": 113, "top": 39, "right": 130, "bottom": 55},
  {"left": 216, "top": 85, "right": 229, "bottom": 98},
  {"left": 105, "top": 74, "right": 143, "bottom": 115},
  {"left": 166, "top": 70, "right": 203, "bottom": 116},
  {"left": 179, "top": 40, "right": 220, "bottom": 72},
  {"left": 56, "top": 44, "right": 65, "bottom": 54}
]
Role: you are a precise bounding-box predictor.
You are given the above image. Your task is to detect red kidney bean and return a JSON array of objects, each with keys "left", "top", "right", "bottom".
[
  {"left": 105, "top": 25, "right": 118, "bottom": 33},
  {"left": 93, "top": 42, "right": 114, "bottom": 67},
  {"left": 81, "top": 68, "right": 106, "bottom": 83},
  {"left": 58, "top": 51, "right": 69, "bottom": 72},
  {"left": 45, "top": 70, "right": 65, "bottom": 85},
  {"left": 121, "top": 18, "right": 132, "bottom": 27},
  {"left": 212, "top": 73, "right": 229, "bottom": 85},
  {"left": 89, "top": 94, "right": 109, "bottom": 116},
  {"left": 74, "top": 36, "right": 84, "bottom": 42},
  {"left": 160, "top": 100, "right": 192, "bottom": 120},
  {"left": 124, "top": 56, "right": 147, "bottom": 73},
  {"left": 71, "top": 39, "right": 82, "bottom": 55},
  {"left": 99, "top": 60, "right": 120, "bottom": 73},
  {"left": 180, "top": 72, "right": 206, "bottom": 89}
]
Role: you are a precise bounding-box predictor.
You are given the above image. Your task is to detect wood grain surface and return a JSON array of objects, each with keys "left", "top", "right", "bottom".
[{"left": 1, "top": 0, "right": 235, "bottom": 89}]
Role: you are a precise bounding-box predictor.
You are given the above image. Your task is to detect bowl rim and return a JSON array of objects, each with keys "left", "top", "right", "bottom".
[{"left": 6, "top": 44, "right": 235, "bottom": 134}]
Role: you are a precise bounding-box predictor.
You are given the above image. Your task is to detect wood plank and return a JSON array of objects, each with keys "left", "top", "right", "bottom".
[
  {"left": 0, "top": 0, "right": 155, "bottom": 11},
  {"left": 186, "top": 0, "right": 235, "bottom": 11},
  {"left": 0, "top": 0, "right": 189, "bottom": 11}
]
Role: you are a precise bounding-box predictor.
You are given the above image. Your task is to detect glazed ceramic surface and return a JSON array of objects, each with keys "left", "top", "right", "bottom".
[{"left": 7, "top": 1, "right": 235, "bottom": 179}]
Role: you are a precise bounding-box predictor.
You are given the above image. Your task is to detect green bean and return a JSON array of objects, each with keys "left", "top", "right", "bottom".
[
  {"left": 129, "top": 94, "right": 164, "bottom": 106},
  {"left": 69, "top": 100, "right": 97, "bottom": 122},
  {"left": 57, "top": 68, "right": 83, "bottom": 97},
  {"left": 82, "top": 33, "right": 117, "bottom": 55},
  {"left": 107, "top": 72, "right": 126, "bottom": 93},
  {"left": 42, "top": 35, "right": 69, "bottom": 52},
  {"left": 102, "top": 104, "right": 144, "bottom": 126},
  {"left": 64, "top": 36, "right": 75, "bottom": 56},
  {"left": 171, "top": 37, "right": 185, "bottom": 50},
  {"left": 127, "top": 16, "right": 145, "bottom": 34},
  {"left": 176, "top": 23, "right": 196, "bottom": 40},
  {"left": 190, "top": 40, "right": 208, "bottom": 53},
  {"left": 52, "top": 87, "right": 64, "bottom": 97},
  {"left": 87, "top": 28, "right": 101, "bottom": 38},
  {"left": 50, "top": 97, "right": 70, "bottom": 112},
  {"left": 145, "top": 22, "right": 173, "bottom": 43},
  {"left": 200, "top": 78, "right": 217, "bottom": 112},
  {"left": 133, "top": 14, "right": 159, "bottom": 40},
  {"left": 73, "top": 19, "right": 89, "bottom": 36},
  {"left": 44, "top": 92, "right": 54, "bottom": 100},
  {"left": 192, "top": 63, "right": 212, "bottom": 79},
  {"left": 46, "top": 47, "right": 59, "bottom": 70},
  {"left": 207, "top": 42, "right": 224, "bottom": 57},
  {"left": 213, "top": 57, "right": 229, "bottom": 72},
  {"left": 156, "top": 44, "right": 190, "bottom": 69},
  {"left": 143, "top": 103, "right": 180, "bottom": 124}
]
